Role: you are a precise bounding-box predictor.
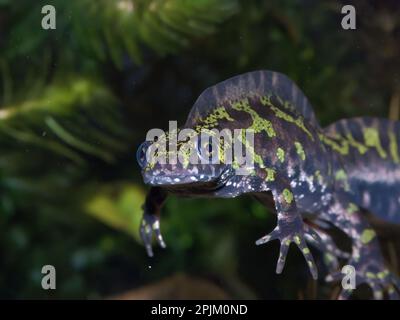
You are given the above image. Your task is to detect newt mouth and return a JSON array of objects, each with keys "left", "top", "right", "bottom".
[
  {"left": 160, "top": 166, "right": 233, "bottom": 194},
  {"left": 211, "top": 166, "right": 234, "bottom": 190}
]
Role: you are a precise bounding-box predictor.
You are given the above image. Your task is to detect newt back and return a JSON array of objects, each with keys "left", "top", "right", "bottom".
[
  {"left": 186, "top": 70, "right": 319, "bottom": 128},
  {"left": 324, "top": 117, "right": 400, "bottom": 224}
]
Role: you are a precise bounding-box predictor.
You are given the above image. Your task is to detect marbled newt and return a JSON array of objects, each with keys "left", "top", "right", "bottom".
[{"left": 136, "top": 70, "right": 400, "bottom": 299}]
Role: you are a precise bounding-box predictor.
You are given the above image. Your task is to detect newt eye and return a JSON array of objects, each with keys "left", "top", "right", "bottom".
[
  {"left": 204, "top": 142, "right": 213, "bottom": 154},
  {"left": 136, "top": 141, "right": 150, "bottom": 168},
  {"left": 197, "top": 138, "right": 214, "bottom": 163}
]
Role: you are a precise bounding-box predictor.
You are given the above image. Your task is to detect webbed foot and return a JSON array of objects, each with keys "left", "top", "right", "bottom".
[
  {"left": 326, "top": 256, "right": 400, "bottom": 300},
  {"left": 256, "top": 216, "right": 318, "bottom": 280},
  {"left": 139, "top": 213, "right": 166, "bottom": 257},
  {"left": 304, "top": 224, "right": 350, "bottom": 272}
]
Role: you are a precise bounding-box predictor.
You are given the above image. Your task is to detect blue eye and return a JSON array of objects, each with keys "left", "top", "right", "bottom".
[
  {"left": 207, "top": 142, "right": 213, "bottom": 153},
  {"left": 136, "top": 141, "right": 150, "bottom": 168},
  {"left": 197, "top": 138, "right": 213, "bottom": 162}
]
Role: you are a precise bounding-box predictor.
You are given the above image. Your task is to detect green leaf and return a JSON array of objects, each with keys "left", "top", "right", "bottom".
[{"left": 85, "top": 183, "right": 146, "bottom": 241}]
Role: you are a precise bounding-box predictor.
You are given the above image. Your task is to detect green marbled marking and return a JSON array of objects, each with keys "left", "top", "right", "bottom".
[
  {"left": 314, "top": 170, "right": 323, "bottom": 184},
  {"left": 265, "top": 168, "right": 276, "bottom": 182},
  {"left": 335, "top": 169, "right": 350, "bottom": 191},
  {"left": 294, "top": 141, "right": 306, "bottom": 161},
  {"left": 198, "top": 106, "right": 234, "bottom": 130},
  {"left": 363, "top": 127, "right": 387, "bottom": 159},
  {"left": 231, "top": 99, "right": 276, "bottom": 137},
  {"left": 388, "top": 130, "right": 400, "bottom": 164},
  {"left": 345, "top": 132, "right": 368, "bottom": 154},
  {"left": 319, "top": 134, "right": 349, "bottom": 155},
  {"left": 361, "top": 229, "right": 376, "bottom": 244},
  {"left": 269, "top": 105, "right": 314, "bottom": 141},
  {"left": 347, "top": 203, "right": 358, "bottom": 215},
  {"left": 283, "top": 188, "right": 294, "bottom": 204},
  {"left": 276, "top": 147, "right": 285, "bottom": 163}
]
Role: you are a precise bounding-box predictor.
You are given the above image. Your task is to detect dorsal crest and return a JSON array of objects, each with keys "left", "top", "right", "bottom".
[{"left": 185, "top": 70, "right": 319, "bottom": 128}]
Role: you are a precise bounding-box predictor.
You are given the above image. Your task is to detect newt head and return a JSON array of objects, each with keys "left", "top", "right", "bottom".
[{"left": 136, "top": 130, "right": 234, "bottom": 193}]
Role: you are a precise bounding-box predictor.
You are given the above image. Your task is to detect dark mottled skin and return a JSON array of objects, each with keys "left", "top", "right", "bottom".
[{"left": 137, "top": 70, "right": 400, "bottom": 299}]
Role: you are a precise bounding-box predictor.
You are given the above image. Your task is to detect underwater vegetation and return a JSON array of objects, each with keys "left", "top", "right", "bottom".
[{"left": 1, "top": 0, "right": 400, "bottom": 299}]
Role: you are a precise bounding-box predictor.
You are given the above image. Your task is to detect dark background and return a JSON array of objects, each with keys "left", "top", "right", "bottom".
[{"left": 0, "top": 0, "right": 399, "bottom": 299}]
